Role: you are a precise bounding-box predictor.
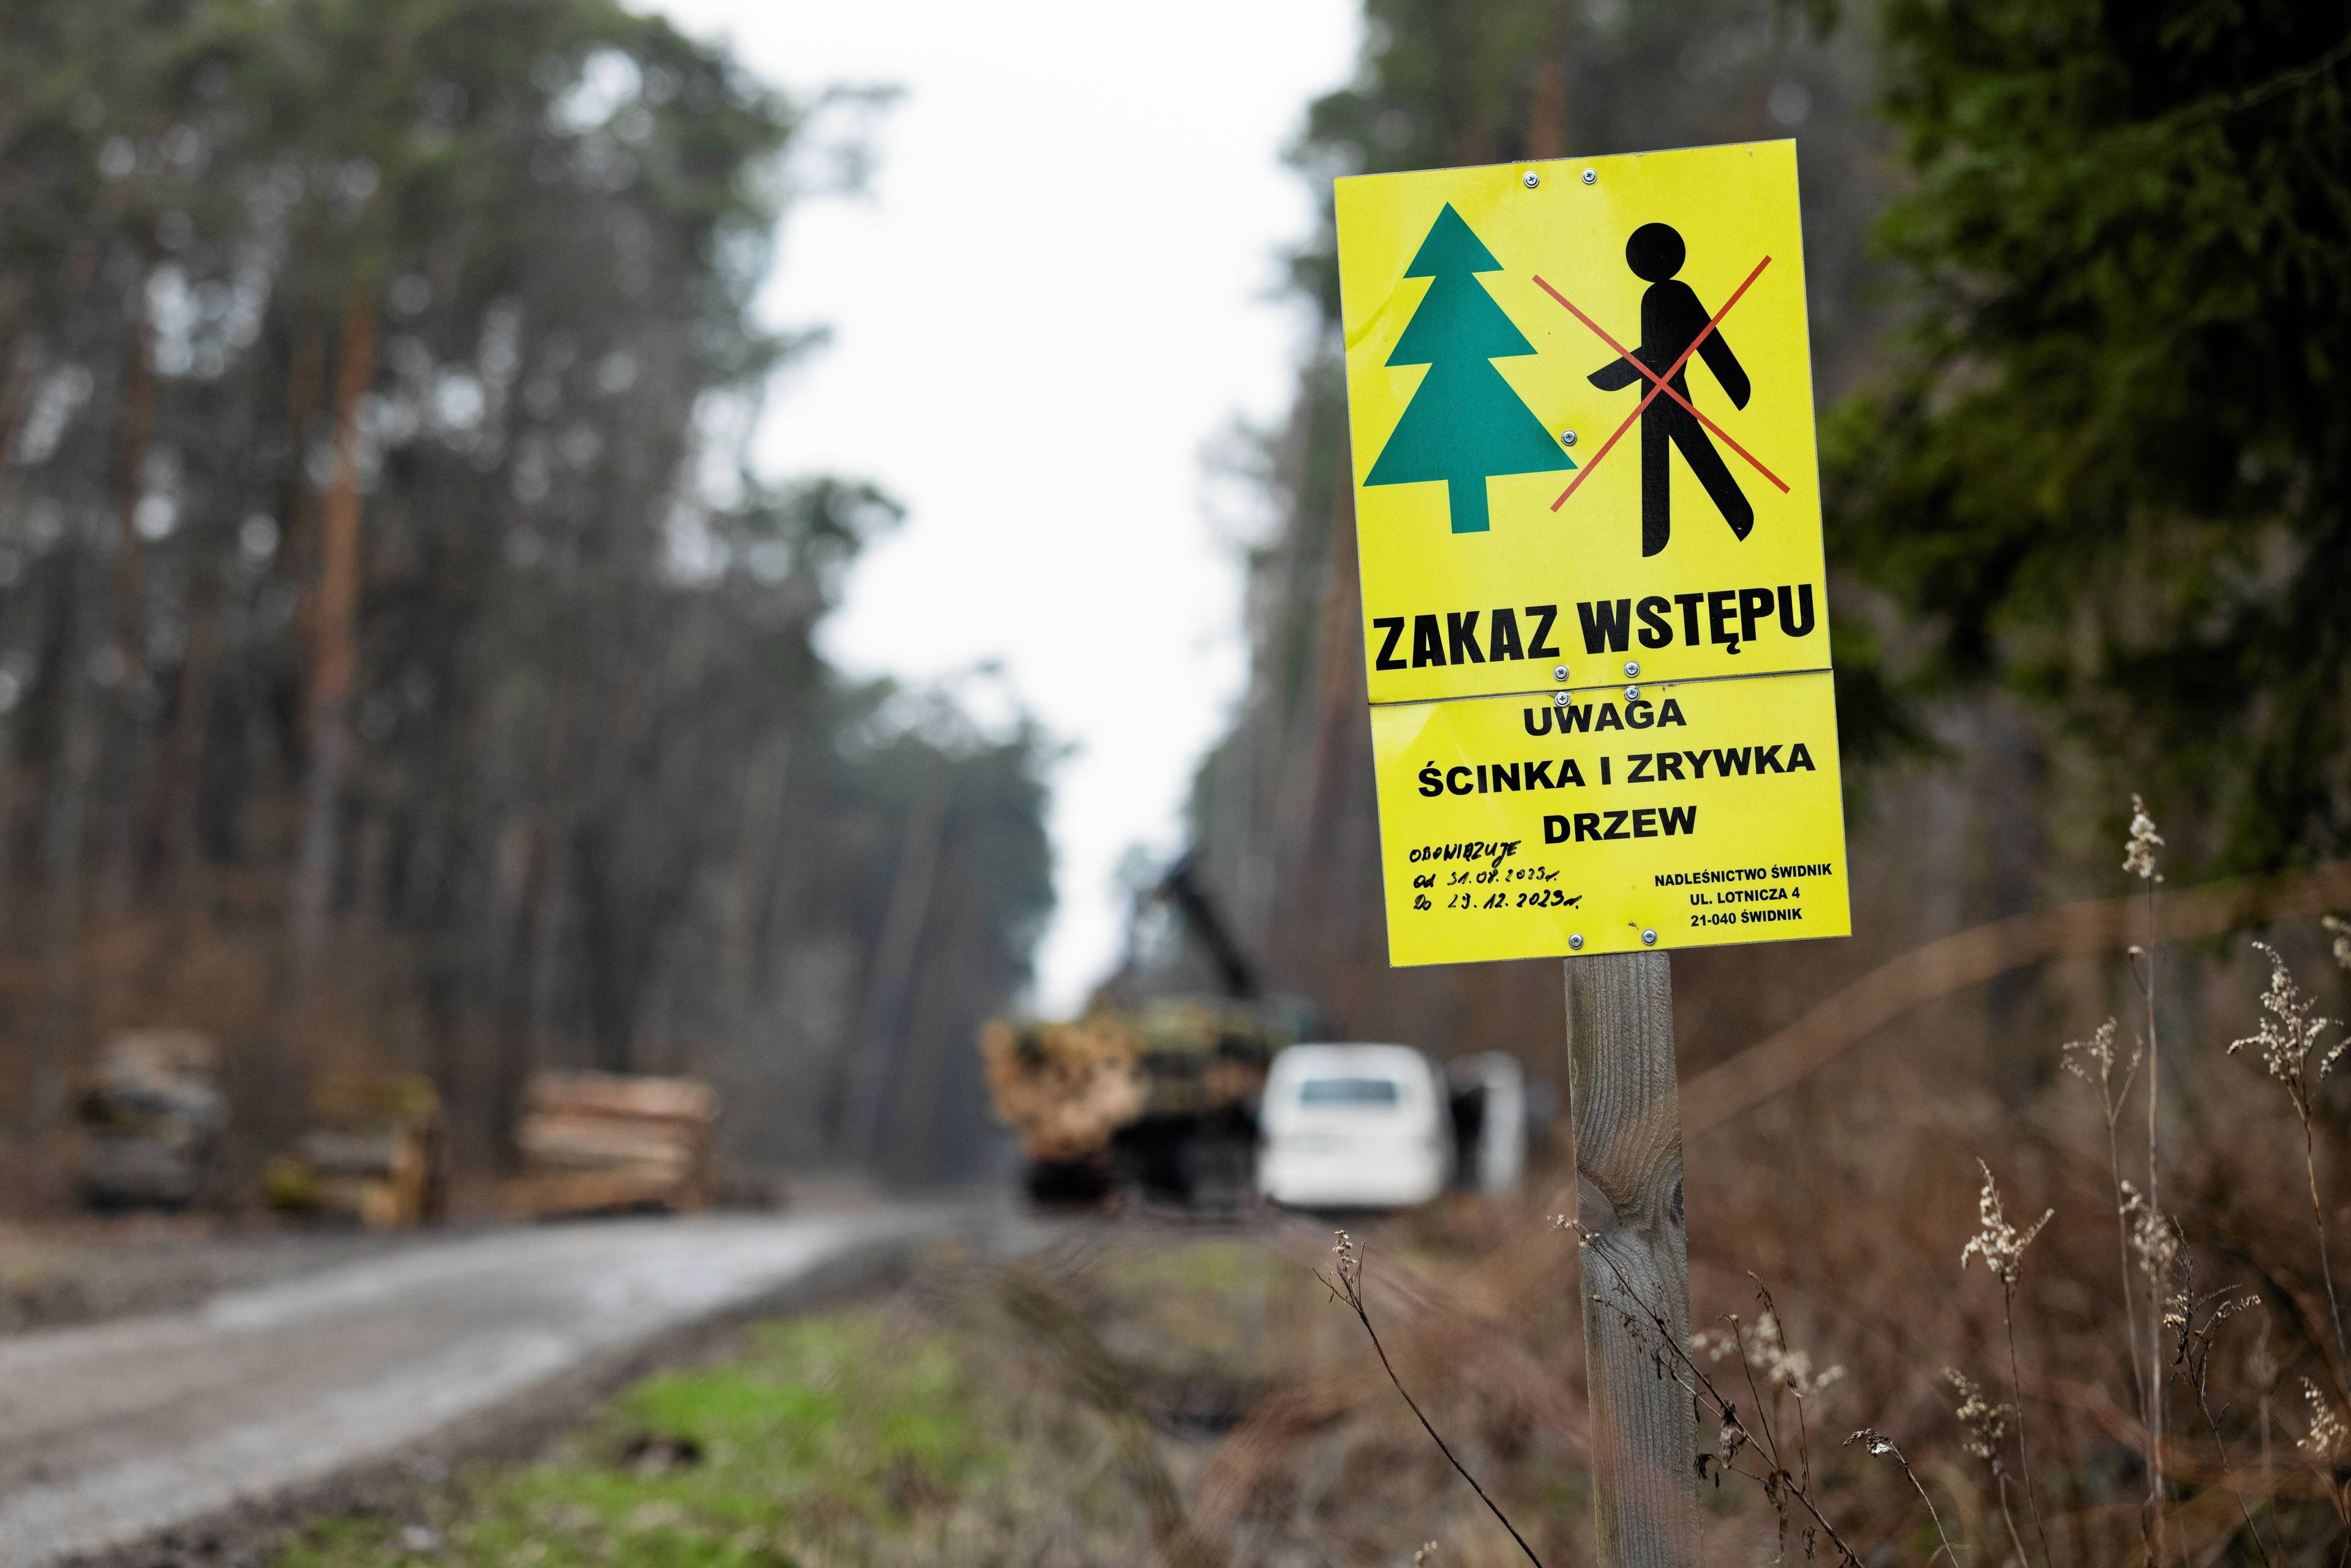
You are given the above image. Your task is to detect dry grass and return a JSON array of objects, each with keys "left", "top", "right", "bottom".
[{"left": 1220, "top": 801, "right": 2351, "bottom": 1565}]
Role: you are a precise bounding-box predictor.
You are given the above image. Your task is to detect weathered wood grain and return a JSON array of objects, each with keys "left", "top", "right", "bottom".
[{"left": 1565, "top": 951, "right": 1698, "bottom": 1568}]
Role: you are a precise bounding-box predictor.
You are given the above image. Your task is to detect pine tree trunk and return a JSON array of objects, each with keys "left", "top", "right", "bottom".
[
  {"left": 34, "top": 544, "right": 97, "bottom": 1125},
  {"left": 492, "top": 678, "right": 573, "bottom": 1164},
  {"left": 112, "top": 309, "right": 156, "bottom": 687},
  {"left": 96, "top": 308, "right": 157, "bottom": 918},
  {"left": 873, "top": 844, "right": 971, "bottom": 1184},
  {"left": 156, "top": 512, "right": 228, "bottom": 903},
  {"left": 287, "top": 293, "right": 378, "bottom": 1073},
  {"left": 841, "top": 768, "right": 951, "bottom": 1168},
  {"left": 721, "top": 734, "right": 794, "bottom": 1022},
  {"left": 1527, "top": 18, "right": 1569, "bottom": 160}
]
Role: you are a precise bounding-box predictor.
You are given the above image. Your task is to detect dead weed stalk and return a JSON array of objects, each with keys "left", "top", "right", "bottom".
[
  {"left": 2230, "top": 942, "right": 2351, "bottom": 1379},
  {"left": 2126, "top": 791, "right": 2172, "bottom": 1548},
  {"left": 1319, "top": 1229, "right": 1545, "bottom": 1568},
  {"left": 1960, "top": 1158, "right": 2058, "bottom": 1567},
  {"left": 1556, "top": 1217, "right": 1865, "bottom": 1565},
  {"left": 2164, "top": 1242, "right": 2274, "bottom": 1567}
]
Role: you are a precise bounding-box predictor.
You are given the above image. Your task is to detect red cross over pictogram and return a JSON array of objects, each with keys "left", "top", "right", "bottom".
[{"left": 1534, "top": 256, "right": 1788, "bottom": 512}]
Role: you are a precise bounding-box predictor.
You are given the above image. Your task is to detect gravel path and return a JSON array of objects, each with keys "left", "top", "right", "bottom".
[
  {"left": 0, "top": 1222, "right": 426, "bottom": 1336},
  {"left": 0, "top": 1209, "right": 936, "bottom": 1567}
]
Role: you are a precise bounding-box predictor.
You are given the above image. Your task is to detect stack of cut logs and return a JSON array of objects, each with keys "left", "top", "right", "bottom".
[
  {"left": 504, "top": 1071, "right": 717, "bottom": 1218},
  {"left": 271, "top": 1074, "right": 447, "bottom": 1228},
  {"left": 978, "top": 1016, "right": 1146, "bottom": 1165},
  {"left": 76, "top": 1031, "right": 227, "bottom": 1210}
]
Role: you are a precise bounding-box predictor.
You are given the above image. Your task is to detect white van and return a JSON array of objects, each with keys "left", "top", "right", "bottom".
[{"left": 1257, "top": 1044, "right": 1450, "bottom": 1210}]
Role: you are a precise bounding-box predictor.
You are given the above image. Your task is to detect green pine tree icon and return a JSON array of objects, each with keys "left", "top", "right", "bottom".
[{"left": 1365, "top": 204, "right": 1573, "bottom": 534}]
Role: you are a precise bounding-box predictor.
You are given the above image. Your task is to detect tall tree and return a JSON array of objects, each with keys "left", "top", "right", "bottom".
[
  {"left": 1830, "top": 0, "right": 2351, "bottom": 867},
  {"left": 0, "top": 0, "right": 1054, "bottom": 1192}
]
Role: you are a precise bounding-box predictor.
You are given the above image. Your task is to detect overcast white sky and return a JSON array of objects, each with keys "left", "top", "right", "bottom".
[{"left": 641, "top": 1, "right": 1362, "bottom": 1011}]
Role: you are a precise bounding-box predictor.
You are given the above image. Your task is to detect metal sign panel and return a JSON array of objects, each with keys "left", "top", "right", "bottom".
[
  {"left": 1368, "top": 673, "right": 1848, "bottom": 964},
  {"left": 1336, "top": 141, "right": 1848, "bottom": 962}
]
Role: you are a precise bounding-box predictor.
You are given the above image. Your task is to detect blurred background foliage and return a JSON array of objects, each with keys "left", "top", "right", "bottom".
[
  {"left": 1831, "top": 0, "right": 2351, "bottom": 868},
  {"left": 0, "top": 0, "right": 1052, "bottom": 1198}
]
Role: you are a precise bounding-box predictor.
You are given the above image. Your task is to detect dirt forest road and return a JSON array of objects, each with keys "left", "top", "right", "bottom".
[{"left": 0, "top": 1207, "right": 945, "bottom": 1567}]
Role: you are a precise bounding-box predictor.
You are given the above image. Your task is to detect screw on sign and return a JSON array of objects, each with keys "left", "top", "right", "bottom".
[{"left": 1333, "top": 141, "right": 1849, "bottom": 1568}]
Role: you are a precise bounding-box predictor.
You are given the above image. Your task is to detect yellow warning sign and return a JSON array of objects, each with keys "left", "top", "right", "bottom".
[
  {"left": 1337, "top": 140, "right": 1826, "bottom": 703},
  {"left": 1335, "top": 141, "right": 1848, "bottom": 962},
  {"left": 1368, "top": 673, "right": 1850, "bottom": 966}
]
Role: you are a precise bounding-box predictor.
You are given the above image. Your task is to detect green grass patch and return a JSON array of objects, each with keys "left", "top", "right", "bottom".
[
  {"left": 276, "top": 1312, "right": 1004, "bottom": 1568},
  {"left": 267, "top": 1234, "right": 1513, "bottom": 1568}
]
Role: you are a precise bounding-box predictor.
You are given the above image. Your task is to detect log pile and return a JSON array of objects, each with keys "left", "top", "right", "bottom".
[
  {"left": 75, "top": 1031, "right": 227, "bottom": 1210},
  {"left": 503, "top": 1070, "right": 717, "bottom": 1218},
  {"left": 978, "top": 1001, "right": 1278, "bottom": 1164},
  {"left": 978, "top": 1016, "right": 1147, "bottom": 1165},
  {"left": 265, "top": 1074, "right": 446, "bottom": 1228},
  {"left": 980, "top": 1002, "right": 1281, "bottom": 1205}
]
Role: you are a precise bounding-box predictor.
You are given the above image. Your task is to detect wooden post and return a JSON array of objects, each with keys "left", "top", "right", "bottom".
[{"left": 1565, "top": 951, "right": 1698, "bottom": 1568}]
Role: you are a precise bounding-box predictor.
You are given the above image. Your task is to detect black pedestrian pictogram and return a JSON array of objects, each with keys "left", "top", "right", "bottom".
[
  {"left": 1588, "top": 224, "right": 1750, "bottom": 555},
  {"left": 1534, "top": 228, "right": 1788, "bottom": 558}
]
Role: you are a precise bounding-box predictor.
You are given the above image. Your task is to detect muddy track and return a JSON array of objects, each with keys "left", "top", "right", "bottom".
[{"left": 0, "top": 1208, "right": 950, "bottom": 1568}]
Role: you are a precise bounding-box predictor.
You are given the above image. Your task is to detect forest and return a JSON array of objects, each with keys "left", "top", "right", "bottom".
[{"left": 0, "top": 0, "right": 1054, "bottom": 1198}]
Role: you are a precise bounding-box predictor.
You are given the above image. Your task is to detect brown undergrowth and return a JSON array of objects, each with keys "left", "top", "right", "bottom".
[{"left": 1307, "top": 798, "right": 2351, "bottom": 1565}]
